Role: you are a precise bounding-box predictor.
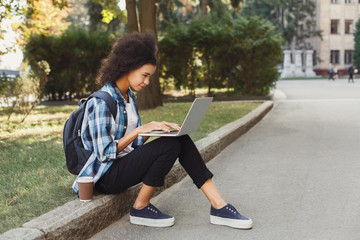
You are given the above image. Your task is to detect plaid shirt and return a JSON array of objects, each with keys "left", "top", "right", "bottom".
[{"left": 72, "top": 82, "right": 144, "bottom": 194}]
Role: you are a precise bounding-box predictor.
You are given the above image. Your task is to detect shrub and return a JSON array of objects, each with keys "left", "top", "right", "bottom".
[
  {"left": 231, "top": 16, "right": 284, "bottom": 95},
  {"left": 24, "top": 28, "right": 115, "bottom": 100},
  {"left": 159, "top": 14, "right": 284, "bottom": 96}
]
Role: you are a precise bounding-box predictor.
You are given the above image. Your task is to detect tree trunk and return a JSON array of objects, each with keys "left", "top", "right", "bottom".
[
  {"left": 126, "top": 0, "right": 139, "bottom": 33},
  {"left": 188, "top": 54, "right": 196, "bottom": 98},
  {"left": 201, "top": 0, "right": 208, "bottom": 16},
  {"left": 203, "top": 55, "right": 212, "bottom": 96},
  {"left": 139, "top": 0, "right": 157, "bottom": 34},
  {"left": 135, "top": 0, "right": 162, "bottom": 110}
]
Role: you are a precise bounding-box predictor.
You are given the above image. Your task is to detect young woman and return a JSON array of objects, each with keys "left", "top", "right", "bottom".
[{"left": 72, "top": 32, "right": 253, "bottom": 229}]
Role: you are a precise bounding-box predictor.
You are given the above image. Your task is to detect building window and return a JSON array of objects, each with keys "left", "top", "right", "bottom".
[
  {"left": 345, "top": 20, "right": 353, "bottom": 34},
  {"left": 330, "top": 50, "right": 340, "bottom": 64},
  {"left": 331, "top": 0, "right": 340, "bottom": 3},
  {"left": 345, "top": 50, "right": 354, "bottom": 64},
  {"left": 331, "top": 20, "right": 339, "bottom": 34},
  {"left": 345, "top": 0, "right": 354, "bottom": 3}
]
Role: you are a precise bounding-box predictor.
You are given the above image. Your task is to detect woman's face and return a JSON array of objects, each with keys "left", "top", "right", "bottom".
[{"left": 127, "top": 64, "right": 156, "bottom": 91}]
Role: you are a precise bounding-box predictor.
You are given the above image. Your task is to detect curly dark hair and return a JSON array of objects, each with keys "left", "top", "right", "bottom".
[{"left": 97, "top": 32, "right": 158, "bottom": 85}]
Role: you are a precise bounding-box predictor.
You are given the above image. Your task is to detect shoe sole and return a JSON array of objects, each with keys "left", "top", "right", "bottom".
[
  {"left": 210, "top": 215, "right": 253, "bottom": 229},
  {"left": 130, "top": 215, "right": 175, "bottom": 228}
]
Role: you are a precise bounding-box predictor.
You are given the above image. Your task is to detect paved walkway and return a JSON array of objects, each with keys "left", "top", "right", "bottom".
[{"left": 91, "top": 79, "right": 360, "bottom": 240}]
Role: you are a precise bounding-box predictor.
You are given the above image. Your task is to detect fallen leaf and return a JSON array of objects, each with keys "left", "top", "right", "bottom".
[{"left": 8, "top": 196, "right": 17, "bottom": 206}]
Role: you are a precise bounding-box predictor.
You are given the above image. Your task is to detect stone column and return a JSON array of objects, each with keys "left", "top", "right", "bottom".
[
  {"left": 305, "top": 50, "right": 316, "bottom": 77},
  {"left": 280, "top": 50, "right": 293, "bottom": 78},
  {"left": 294, "top": 49, "right": 304, "bottom": 77}
]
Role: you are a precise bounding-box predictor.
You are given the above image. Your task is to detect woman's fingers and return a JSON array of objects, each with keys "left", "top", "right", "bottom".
[
  {"left": 162, "top": 121, "right": 180, "bottom": 131},
  {"left": 139, "top": 121, "right": 180, "bottom": 133}
]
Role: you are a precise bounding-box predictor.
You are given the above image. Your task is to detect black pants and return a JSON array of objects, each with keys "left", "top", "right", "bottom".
[
  {"left": 95, "top": 135, "right": 213, "bottom": 194},
  {"left": 349, "top": 74, "right": 354, "bottom": 82}
]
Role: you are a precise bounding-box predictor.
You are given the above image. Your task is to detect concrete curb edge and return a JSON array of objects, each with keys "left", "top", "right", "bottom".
[{"left": 1, "top": 100, "right": 273, "bottom": 240}]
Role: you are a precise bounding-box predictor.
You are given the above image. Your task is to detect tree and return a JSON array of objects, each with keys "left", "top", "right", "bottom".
[
  {"left": 25, "top": 28, "right": 114, "bottom": 100},
  {"left": 5, "top": 60, "right": 50, "bottom": 122},
  {"left": 199, "top": 0, "right": 244, "bottom": 17},
  {"left": 159, "top": 23, "right": 197, "bottom": 95},
  {"left": 0, "top": 1, "right": 22, "bottom": 54},
  {"left": 157, "top": 0, "right": 187, "bottom": 31},
  {"left": 207, "top": 0, "right": 227, "bottom": 18},
  {"left": 95, "top": 0, "right": 163, "bottom": 109},
  {"left": 66, "top": 0, "right": 90, "bottom": 29},
  {"left": 232, "top": 16, "right": 283, "bottom": 95},
  {"left": 242, "top": 0, "right": 321, "bottom": 47},
  {"left": 200, "top": 0, "right": 209, "bottom": 16},
  {"left": 188, "top": 16, "right": 222, "bottom": 95},
  {"left": 0, "top": 0, "right": 69, "bottom": 55},
  {"left": 136, "top": 0, "right": 163, "bottom": 110},
  {"left": 160, "top": 13, "right": 283, "bottom": 96},
  {"left": 12, "top": 0, "right": 71, "bottom": 48},
  {"left": 0, "top": 1, "right": 21, "bottom": 27},
  {"left": 123, "top": 0, "right": 162, "bottom": 110},
  {"left": 87, "top": 0, "right": 126, "bottom": 32},
  {"left": 353, "top": 19, "right": 360, "bottom": 70}
]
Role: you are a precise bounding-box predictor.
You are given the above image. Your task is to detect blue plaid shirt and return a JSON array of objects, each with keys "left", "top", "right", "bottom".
[{"left": 72, "top": 82, "right": 144, "bottom": 194}]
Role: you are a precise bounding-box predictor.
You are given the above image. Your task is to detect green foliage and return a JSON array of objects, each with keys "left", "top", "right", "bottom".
[
  {"left": 231, "top": 16, "right": 284, "bottom": 95},
  {"left": 2, "top": 61, "right": 50, "bottom": 122},
  {"left": 87, "top": 0, "right": 125, "bottom": 32},
  {"left": 0, "top": 74, "right": 16, "bottom": 97},
  {"left": 242, "top": 0, "right": 321, "bottom": 46},
  {"left": 188, "top": 15, "right": 225, "bottom": 93},
  {"left": 1, "top": 0, "right": 70, "bottom": 54},
  {"left": 12, "top": 0, "right": 71, "bottom": 47},
  {"left": 354, "top": 19, "right": 360, "bottom": 70},
  {"left": 0, "top": 1, "right": 23, "bottom": 54},
  {"left": 24, "top": 28, "right": 115, "bottom": 100},
  {"left": 230, "top": 0, "right": 244, "bottom": 9},
  {"left": 159, "top": 13, "right": 283, "bottom": 96},
  {"left": 159, "top": 23, "right": 198, "bottom": 94},
  {"left": 207, "top": 0, "right": 228, "bottom": 19}
]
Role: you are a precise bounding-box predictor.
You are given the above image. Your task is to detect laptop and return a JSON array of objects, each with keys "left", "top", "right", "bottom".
[{"left": 139, "top": 97, "right": 213, "bottom": 137}]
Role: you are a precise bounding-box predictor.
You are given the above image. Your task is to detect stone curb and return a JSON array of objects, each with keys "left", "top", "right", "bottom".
[{"left": 1, "top": 101, "right": 273, "bottom": 240}]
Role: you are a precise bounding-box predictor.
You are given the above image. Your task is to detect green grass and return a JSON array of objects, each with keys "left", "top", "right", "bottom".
[
  {"left": 140, "top": 101, "right": 261, "bottom": 141},
  {"left": 0, "top": 101, "right": 261, "bottom": 233}
]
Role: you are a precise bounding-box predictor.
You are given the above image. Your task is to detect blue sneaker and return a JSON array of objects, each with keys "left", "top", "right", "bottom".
[
  {"left": 210, "top": 204, "right": 253, "bottom": 229},
  {"left": 130, "top": 203, "right": 175, "bottom": 227}
]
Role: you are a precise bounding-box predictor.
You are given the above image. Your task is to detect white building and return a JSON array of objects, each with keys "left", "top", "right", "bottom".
[{"left": 312, "top": 0, "right": 359, "bottom": 75}]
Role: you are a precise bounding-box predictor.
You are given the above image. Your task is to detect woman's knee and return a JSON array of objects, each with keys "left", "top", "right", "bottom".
[
  {"left": 178, "top": 134, "right": 193, "bottom": 143},
  {"left": 150, "top": 137, "right": 181, "bottom": 159},
  {"left": 161, "top": 137, "right": 181, "bottom": 156}
]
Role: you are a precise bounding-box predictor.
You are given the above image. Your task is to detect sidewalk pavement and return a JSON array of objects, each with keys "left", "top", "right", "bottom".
[{"left": 1, "top": 100, "right": 273, "bottom": 240}]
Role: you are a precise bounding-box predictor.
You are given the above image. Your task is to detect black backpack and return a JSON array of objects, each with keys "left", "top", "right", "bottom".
[{"left": 63, "top": 91, "right": 117, "bottom": 175}]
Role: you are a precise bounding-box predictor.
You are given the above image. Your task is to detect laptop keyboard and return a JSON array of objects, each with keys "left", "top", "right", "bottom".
[{"left": 148, "top": 130, "right": 179, "bottom": 134}]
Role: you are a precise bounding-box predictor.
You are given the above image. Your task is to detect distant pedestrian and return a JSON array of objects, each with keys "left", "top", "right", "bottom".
[
  {"left": 72, "top": 32, "right": 253, "bottom": 230},
  {"left": 333, "top": 67, "right": 338, "bottom": 80},
  {"left": 328, "top": 64, "right": 334, "bottom": 81},
  {"left": 348, "top": 64, "right": 354, "bottom": 83}
]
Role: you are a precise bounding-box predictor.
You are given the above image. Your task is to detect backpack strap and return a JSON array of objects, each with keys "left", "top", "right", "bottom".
[{"left": 89, "top": 91, "right": 117, "bottom": 118}]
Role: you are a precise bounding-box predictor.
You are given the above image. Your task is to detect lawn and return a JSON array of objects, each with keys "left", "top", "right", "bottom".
[{"left": 0, "top": 100, "right": 261, "bottom": 233}]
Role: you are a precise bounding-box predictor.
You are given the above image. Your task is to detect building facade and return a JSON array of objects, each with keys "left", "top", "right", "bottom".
[{"left": 312, "top": 0, "right": 360, "bottom": 75}]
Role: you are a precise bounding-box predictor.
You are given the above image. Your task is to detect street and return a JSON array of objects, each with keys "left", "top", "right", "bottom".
[{"left": 91, "top": 79, "right": 360, "bottom": 240}]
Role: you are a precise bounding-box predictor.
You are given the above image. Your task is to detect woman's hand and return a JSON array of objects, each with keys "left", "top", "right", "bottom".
[{"left": 137, "top": 121, "right": 180, "bottom": 133}]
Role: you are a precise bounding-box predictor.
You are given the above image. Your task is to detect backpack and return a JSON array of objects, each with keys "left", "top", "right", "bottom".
[{"left": 63, "top": 91, "right": 117, "bottom": 175}]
